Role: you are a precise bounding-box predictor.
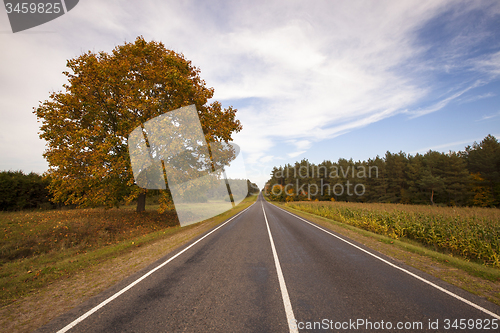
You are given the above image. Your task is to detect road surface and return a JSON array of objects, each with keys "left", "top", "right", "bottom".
[{"left": 37, "top": 194, "right": 500, "bottom": 332}]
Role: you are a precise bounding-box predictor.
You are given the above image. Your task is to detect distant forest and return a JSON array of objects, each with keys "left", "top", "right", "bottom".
[
  {"left": 0, "top": 171, "right": 53, "bottom": 211},
  {"left": 0, "top": 171, "right": 260, "bottom": 211},
  {"left": 265, "top": 134, "right": 500, "bottom": 207}
]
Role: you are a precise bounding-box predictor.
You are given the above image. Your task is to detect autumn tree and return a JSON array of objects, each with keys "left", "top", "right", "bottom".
[
  {"left": 35, "top": 36, "right": 242, "bottom": 212},
  {"left": 470, "top": 173, "right": 496, "bottom": 207},
  {"left": 463, "top": 134, "right": 500, "bottom": 206}
]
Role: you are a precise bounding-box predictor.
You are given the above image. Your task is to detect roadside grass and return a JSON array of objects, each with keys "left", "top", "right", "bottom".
[
  {"left": 270, "top": 200, "right": 500, "bottom": 306},
  {"left": 0, "top": 195, "right": 257, "bottom": 308}
]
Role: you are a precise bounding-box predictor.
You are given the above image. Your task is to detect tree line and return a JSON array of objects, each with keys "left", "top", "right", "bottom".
[
  {"left": 265, "top": 134, "right": 500, "bottom": 207},
  {"left": 0, "top": 171, "right": 53, "bottom": 211},
  {"left": 0, "top": 171, "right": 259, "bottom": 211}
]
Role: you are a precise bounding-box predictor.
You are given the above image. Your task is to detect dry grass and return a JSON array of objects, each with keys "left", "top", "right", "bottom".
[
  {"left": 0, "top": 205, "right": 179, "bottom": 307},
  {"left": 0, "top": 207, "right": 178, "bottom": 263}
]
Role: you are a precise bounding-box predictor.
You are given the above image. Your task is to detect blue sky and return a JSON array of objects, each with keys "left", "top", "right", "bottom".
[{"left": 1, "top": 0, "right": 499, "bottom": 187}]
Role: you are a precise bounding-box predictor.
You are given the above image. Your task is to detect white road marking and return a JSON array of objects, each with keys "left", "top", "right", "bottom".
[
  {"left": 56, "top": 204, "right": 255, "bottom": 333},
  {"left": 261, "top": 202, "right": 299, "bottom": 333},
  {"left": 272, "top": 203, "right": 500, "bottom": 320}
]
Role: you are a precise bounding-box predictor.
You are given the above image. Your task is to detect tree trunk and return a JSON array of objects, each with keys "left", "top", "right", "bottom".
[
  {"left": 137, "top": 192, "right": 146, "bottom": 212},
  {"left": 430, "top": 189, "right": 434, "bottom": 205}
]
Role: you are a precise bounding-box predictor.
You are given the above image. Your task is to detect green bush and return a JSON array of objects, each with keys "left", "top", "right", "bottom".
[{"left": 0, "top": 171, "right": 53, "bottom": 211}]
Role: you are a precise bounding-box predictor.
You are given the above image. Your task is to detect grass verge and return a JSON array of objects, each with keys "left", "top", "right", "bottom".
[
  {"left": 0, "top": 195, "right": 257, "bottom": 333},
  {"left": 270, "top": 201, "right": 500, "bottom": 307}
]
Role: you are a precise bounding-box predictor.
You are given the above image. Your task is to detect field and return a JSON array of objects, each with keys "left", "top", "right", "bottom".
[
  {"left": 0, "top": 204, "right": 180, "bottom": 306},
  {"left": 285, "top": 201, "right": 500, "bottom": 267}
]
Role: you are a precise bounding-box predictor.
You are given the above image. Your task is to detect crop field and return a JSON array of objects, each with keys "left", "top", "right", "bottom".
[
  {"left": 285, "top": 201, "right": 500, "bottom": 267},
  {"left": 0, "top": 207, "right": 178, "bottom": 265}
]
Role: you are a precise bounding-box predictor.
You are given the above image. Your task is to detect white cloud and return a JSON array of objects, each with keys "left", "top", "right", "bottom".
[
  {"left": 476, "top": 111, "right": 500, "bottom": 122},
  {"left": 188, "top": 0, "right": 456, "bottom": 158},
  {"left": 474, "top": 51, "right": 500, "bottom": 77},
  {"left": 1, "top": 0, "right": 499, "bottom": 184},
  {"left": 458, "top": 92, "right": 496, "bottom": 104},
  {"left": 405, "top": 80, "right": 484, "bottom": 118},
  {"left": 257, "top": 156, "right": 277, "bottom": 164},
  {"left": 288, "top": 151, "right": 306, "bottom": 158},
  {"left": 409, "top": 134, "right": 500, "bottom": 155},
  {"left": 286, "top": 139, "right": 312, "bottom": 151}
]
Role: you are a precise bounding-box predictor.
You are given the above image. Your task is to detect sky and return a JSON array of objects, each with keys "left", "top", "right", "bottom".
[{"left": 1, "top": 0, "right": 500, "bottom": 188}]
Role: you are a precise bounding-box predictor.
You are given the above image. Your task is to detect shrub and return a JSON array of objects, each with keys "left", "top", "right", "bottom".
[{"left": 0, "top": 171, "right": 53, "bottom": 211}]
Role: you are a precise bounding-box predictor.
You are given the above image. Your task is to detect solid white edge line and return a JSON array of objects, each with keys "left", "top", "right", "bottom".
[
  {"left": 56, "top": 204, "right": 255, "bottom": 333},
  {"left": 261, "top": 202, "right": 299, "bottom": 333},
  {"left": 271, "top": 203, "right": 500, "bottom": 320}
]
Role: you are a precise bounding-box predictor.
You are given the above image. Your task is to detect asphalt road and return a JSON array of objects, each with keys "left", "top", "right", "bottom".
[{"left": 37, "top": 194, "right": 500, "bottom": 332}]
